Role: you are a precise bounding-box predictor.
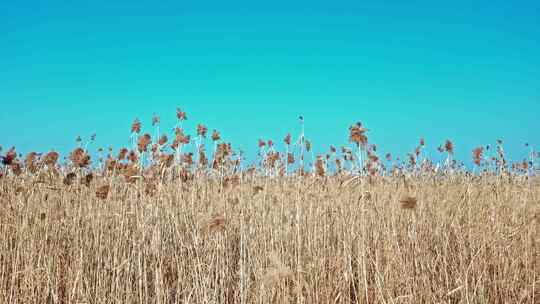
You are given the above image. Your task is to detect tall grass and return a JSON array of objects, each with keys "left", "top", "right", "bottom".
[{"left": 0, "top": 111, "right": 538, "bottom": 303}]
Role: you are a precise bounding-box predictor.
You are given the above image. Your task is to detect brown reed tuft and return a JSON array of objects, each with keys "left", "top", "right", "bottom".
[
  {"left": 400, "top": 196, "right": 417, "bottom": 209},
  {"left": 2, "top": 147, "right": 17, "bottom": 165},
  {"left": 284, "top": 133, "right": 291, "bottom": 145},
  {"left": 211, "top": 129, "right": 221, "bottom": 142},
  {"left": 315, "top": 155, "right": 326, "bottom": 177},
  {"left": 95, "top": 185, "right": 110, "bottom": 200},
  {"left": 349, "top": 123, "right": 368, "bottom": 148},
  {"left": 197, "top": 124, "right": 208, "bottom": 138},
  {"left": 43, "top": 151, "right": 59, "bottom": 166},
  {"left": 158, "top": 134, "right": 168, "bottom": 146},
  {"left": 212, "top": 143, "right": 232, "bottom": 169},
  {"left": 171, "top": 128, "right": 190, "bottom": 149},
  {"left": 176, "top": 108, "right": 187, "bottom": 121},
  {"left": 472, "top": 147, "right": 484, "bottom": 166},
  {"left": 445, "top": 140, "right": 454, "bottom": 155},
  {"left": 118, "top": 148, "right": 129, "bottom": 160},
  {"left": 265, "top": 151, "right": 280, "bottom": 168},
  {"left": 69, "top": 148, "right": 90, "bottom": 168},
  {"left": 25, "top": 152, "right": 39, "bottom": 173},
  {"left": 287, "top": 152, "right": 295, "bottom": 165},
  {"left": 131, "top": 118, "right": 141, "bottom": 134},
  {"left": 137, "top": 134, "right": 152, "bottom": 152}
]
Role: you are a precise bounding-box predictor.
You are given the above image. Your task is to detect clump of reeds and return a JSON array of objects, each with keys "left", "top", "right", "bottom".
[
  {"left": 70, "top": 147, "right": 91, "bottom": 168},
  {"left": 0, "top": 108, "right": 539, "bottom": 304}
]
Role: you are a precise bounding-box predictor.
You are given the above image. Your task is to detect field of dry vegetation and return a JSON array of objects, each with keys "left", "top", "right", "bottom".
[{"left": 1, "top": 110, "right": 539, "bottom": 303}]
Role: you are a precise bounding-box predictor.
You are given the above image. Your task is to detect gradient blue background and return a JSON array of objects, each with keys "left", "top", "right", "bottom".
[{"left": 1, "top": 1, "right": 539, "bottom": 165}]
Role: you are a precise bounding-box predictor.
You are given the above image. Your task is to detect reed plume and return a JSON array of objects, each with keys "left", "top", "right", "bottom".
[
  {"left": 445, "top": 140, "right": 454, "bottom": 155},
  {"left": 95, "top": 185, "right": 110, "bottom": 200},
  {"left": 284, "top": 133, "right": 291, "bottom": 145},
  {"left": 43, "top": 151, "right": 59, "bottom": 166},
  {"left": 176, "top": 108, "right": 187, "bottom": 121},
  {"left": 197, "top": 124, "right": 208, "bottom": 138},
  {"left": 472, "top": 147, "right": 484, "bottom": 166},
  {"left": 69, "top": 148, "right": 90, "bottom": 168},
  {"left": 131, "top": 118, "right": 141, "bottom": 134},
  {"left": 137, "top": 134, "right": 152, "bottom": 152},
  {"left": 348, "top": 123, "right": 368, "bottom": 148},
  {"left": 400, "top": 196, "right": 417, "bottom": 209},
  {"left": 211, "top": 129, "right": 221, "bottom": 142}
]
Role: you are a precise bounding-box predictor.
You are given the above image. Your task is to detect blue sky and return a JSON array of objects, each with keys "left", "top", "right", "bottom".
[{"left": 1, "top": 0, "right": 539, "bottom": 165}]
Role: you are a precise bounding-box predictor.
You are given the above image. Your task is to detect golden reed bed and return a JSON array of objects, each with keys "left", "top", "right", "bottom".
[
  {"left": 0, "top": 174, "right": 538, "bottom": 303},
  {"left": 1, "top": 111, "right": 539, "bottom": 303}
]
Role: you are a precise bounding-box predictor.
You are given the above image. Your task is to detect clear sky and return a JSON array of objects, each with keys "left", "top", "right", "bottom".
[{"left": 1, "top": 0, "right": 539, "bottom": 165}]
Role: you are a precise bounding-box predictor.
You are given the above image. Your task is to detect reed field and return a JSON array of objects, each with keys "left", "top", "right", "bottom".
[{"left": 0, "top": 110, "right": 539, "bottom": 303}]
